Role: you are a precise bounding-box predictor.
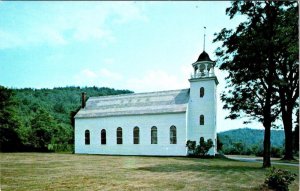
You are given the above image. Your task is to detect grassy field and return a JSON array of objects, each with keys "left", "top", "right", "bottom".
[{"left": 0, "top": 153, "right": 299, "bottom": 191}]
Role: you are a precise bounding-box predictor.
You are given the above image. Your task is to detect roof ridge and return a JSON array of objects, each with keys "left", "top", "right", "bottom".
[{"left": 89, "top": 88, "right": 189, "bottom": 100}]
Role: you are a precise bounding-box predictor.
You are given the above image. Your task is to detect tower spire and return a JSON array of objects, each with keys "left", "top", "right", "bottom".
[{"left": 203, "top": 26, "right": 206, "bottom": 51}]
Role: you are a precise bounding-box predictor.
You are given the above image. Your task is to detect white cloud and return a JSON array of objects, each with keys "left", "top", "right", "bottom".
[
  {"left": 126, "top": 69, "right": 189, "bottom": 93},
  {"left": 103, "top": 58, "right": 115, "bottom": 65},
  {"left": 111, "top": 2, "right": 148, "bottom": 24},
  {"left": 99, "top": 68, "right": 122, "bottom": 80},
  {"left": 180, "top": 64, "right": 193, "bottom": 80},
  {"left": 0, "top": 30, "right": 23, "bottom": 49},
  {"left": 0, "top": 2, "right": 147, "bottom": 49},
  {"left": 38, "top": 27, "right": 67, "bottom": 46},
  {"left": 74, "top": 66, "right": 189, "bottom": 93},
  {"left": 82, "top": 69, "right": 97, "bottom": 78},
  {"left": 74, "top": 68, "right": 123, "bottom": 87},
  {"left": 0, "top": 26, "right": 69, "bottom": 49}
]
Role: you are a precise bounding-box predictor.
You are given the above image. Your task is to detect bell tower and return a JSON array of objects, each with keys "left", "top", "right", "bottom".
[{"left": 187, "top": 48, "right": 218, "bottom": 155}]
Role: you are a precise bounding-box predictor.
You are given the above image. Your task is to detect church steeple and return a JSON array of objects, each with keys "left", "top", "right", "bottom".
[{"left": 190, "top": 28, "right": 216, "bottom": 80}]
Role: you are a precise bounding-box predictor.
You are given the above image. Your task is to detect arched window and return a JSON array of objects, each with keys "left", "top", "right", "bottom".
[
  {"left": 85, "top": 130, "right": 90, "bottom": 145},
  {"left": 101, "top": 129, "right": 106, "bottom": 145},
  {"left": 170, "top": 126, "right": 177, "bottom": 144},
  {"left": 200, "top": 87, "right": 205, "bottom": 97},
  {"left": 151, "top": 126, "right": 157, "bottom": 144},
  {"left": 133, "top": 127, "right": 139, "bottom": 144},
  {"left": 117, "top": 127, "right": 122, "bottom": 144},
  {"left": 200, "top": 115, "right": 204, "bottom": 125}
]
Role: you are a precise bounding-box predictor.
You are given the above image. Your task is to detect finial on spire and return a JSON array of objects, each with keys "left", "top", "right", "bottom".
[{"left": 203, "top": 26, "right": 206, "bottom": 51}]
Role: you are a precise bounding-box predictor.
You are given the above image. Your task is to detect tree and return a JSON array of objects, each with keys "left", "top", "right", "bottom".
[
  {"left": 30, "top": 109, "right": 56, "bottom": 151},
  {"left": 273, "top": 3, "right": 299, "bottom": 160},
  {"left": 0, "top": 86, "right": 22, "bottom": 151},
  {"left": 213, "top": 1, "right": 298, "bottom": 167},
  {"left": 233, "top": 142, "right": 244, "bottom": 155},
  {"left": 216, "top": 134, "right": 223, "bottom": 152}
]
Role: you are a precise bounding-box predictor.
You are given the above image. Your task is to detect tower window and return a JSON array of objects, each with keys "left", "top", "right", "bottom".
[
  {"left": 133, "top": 126, "right": 139, "bottom": 144},
  {"left": 200, "top": 115, "right": 205, "bottom": 125},
  {"left": 170, "top": 126, "right": 177, "bottom": 144},
  {"left": 101, "top": 129, "right": 106, "bottom": 145},
  {"left": 200, "top": 87, "right": 205, "bottom": 97},
  {"left": 151, "top": 126, "right": 157, "bottom": 144},
  {"left": 117, "top": 127, "right": 122, "bottom": 144},
  {"left": 85, "top": 130, "right": 90, "bottom": 145}
]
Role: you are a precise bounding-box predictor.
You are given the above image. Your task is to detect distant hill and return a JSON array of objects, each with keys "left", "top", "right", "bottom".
[
  {"left": 218, "top": 128, "right": 285, "bottom": 153},
  {"left": 13, "top": 86, "right": 133, "bottom": 126}
]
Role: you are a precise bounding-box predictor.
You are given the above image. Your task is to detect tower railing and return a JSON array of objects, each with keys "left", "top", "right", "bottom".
[{"left": 190, "top": 70, "right": 215, "bottom": 79}]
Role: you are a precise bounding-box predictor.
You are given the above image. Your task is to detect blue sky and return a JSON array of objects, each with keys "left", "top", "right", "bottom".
[{"left": 0, "top": 1, "right": 264, "bottom": 132}]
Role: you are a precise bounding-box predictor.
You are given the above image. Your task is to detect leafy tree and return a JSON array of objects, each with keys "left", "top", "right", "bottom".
[
  {"left": 216, "top": 134, "right": 223, "bottom": 152},
  {"left": 30, "top": 109, "right": 56, "bottom": 151},
  {"left": 213, "top": 1, "right": 298, "bottom": 167},
  {"left": 0, "top": 86, "right": 22, "bottom": 151},
  {"left": 273, "top": 2, "right": 299, "bottom": 160},
  {"left": 270, "top": 147, "right": 282, "bottom": 158},
  {"left": 233, "top": 142, "right": 244, "bottom": 155}
]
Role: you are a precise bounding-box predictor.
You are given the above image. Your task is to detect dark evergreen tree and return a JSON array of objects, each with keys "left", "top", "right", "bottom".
[{"left": 0, "top": 86, "right": 22, "bottom": 151}]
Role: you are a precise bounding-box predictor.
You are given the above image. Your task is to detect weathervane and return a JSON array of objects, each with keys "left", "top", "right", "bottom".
[{"left": 203, "top": 26, "right": 206, "bottom": 51}]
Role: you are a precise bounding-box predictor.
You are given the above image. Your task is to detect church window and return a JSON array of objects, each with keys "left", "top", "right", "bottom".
[
  {"left": 151, "top": 126, "right": 157, "bottom": 144},
  {"left": 170, "top": 126, "right": 177, "bottom": 144},
  {"left": 200, "top": 115, "right": 205, "bottom": 125},
  {"left": 85, "top": 130, "right": 90, "bottom": 145},
  {"left": 200, "top": 87, "right": 205, "bottom": 97},
  {"left": 101, "top": 129, "right": 106, "bottom": 145},
  {"left": 117, "top": 127, "right": 122, "bottom": 144},
  {"left": 133, "top": 127, "right": 139, "bottom": 144}
]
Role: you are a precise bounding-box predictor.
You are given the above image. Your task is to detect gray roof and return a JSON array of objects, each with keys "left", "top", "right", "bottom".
[{"left": 75, "top": 88, "right": 190, "bottom": 118}]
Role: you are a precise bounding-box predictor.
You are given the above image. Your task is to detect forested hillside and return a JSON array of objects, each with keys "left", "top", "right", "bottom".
[
  {"left": 0, "top": 86, "right": 132, "bottom": 152},
  {"left": 218, "top": 128, "right": 285, "bottom": 156}
]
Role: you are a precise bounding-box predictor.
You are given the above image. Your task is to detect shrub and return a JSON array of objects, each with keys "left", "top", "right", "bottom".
[
  {"left": 271, "top": 147, "right": 282, "bottom": 158},
  {"left": 198, "top": 137, "right": 214, "bottom": 156},
  {"left": 252, "top": 145, "right": 264, "bottom": 157},
  {"left": 264, "top": 167, "right": 296, "bottom": 191},
  {"left": 186, "top": 140, "right": 196, "bottom": 155},
  {"left": 186, "top": 137, "right": 214, "bottom": 157}
]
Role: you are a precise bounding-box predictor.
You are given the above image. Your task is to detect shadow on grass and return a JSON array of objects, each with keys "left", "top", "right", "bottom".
[
  {"left": 172, "top": 155, "right": 236, "bottom": 162},
  {"left": 136, "top": 163, "right": 264, "bottom": 173}
]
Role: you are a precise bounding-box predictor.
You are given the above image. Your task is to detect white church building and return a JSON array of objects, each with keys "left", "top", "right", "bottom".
[{"left": 74, "top": 50, "right": 218, "bottom": 156}]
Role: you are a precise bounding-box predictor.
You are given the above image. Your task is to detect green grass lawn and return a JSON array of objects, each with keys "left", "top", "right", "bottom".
[{"left": 0, "top": 153, "right": 299, "bottom": 191}]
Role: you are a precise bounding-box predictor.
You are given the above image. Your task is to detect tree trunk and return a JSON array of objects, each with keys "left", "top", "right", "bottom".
[
  {"left": 262, "top": 3, "right": 276, "bottom": 168},
  {"left": 278, "top": 86, "right": 295, "bottom": 160},
  {"left": 282, "top": 111, "right": 295, "bottom": 160},
  {"left": 263, "top": 121, "right": 271, "bottom": 168}
]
